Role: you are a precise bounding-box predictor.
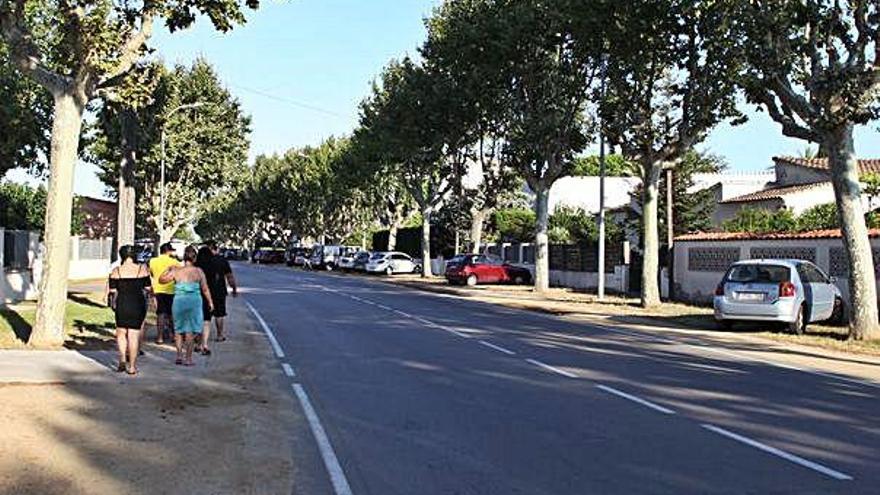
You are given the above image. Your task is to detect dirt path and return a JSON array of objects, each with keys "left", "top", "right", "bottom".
[{"left": 0, "top": 297, "right": 297, "bottom": 495}]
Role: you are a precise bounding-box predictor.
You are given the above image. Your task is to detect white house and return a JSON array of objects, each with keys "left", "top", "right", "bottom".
[
  {"left": 547, "top": 176, "right": 641, "bottom": 214},
  {"left": 715, "top": 156, "right": 880, "bottom": 224}
]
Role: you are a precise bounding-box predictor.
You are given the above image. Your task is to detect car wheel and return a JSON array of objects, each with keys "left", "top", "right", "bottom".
[
  {"left": 830, "top": 297, "right": 847, "bottom": 325},
  {"left": 717, "top": 319, "right": 734, "bottom": 331},
  {"left": 466, "top": 274, "right": 478, "bottom": 287},
  {"left": 325, "top": 263, "right": 334, "bottom": 271},
  {"left": 385, "top": 266, "right": 394, "bottom": 276},
  {"left": 513, "top": 275, "right": 526, "bottom": 285},
  {"left": 413, "top": 265, "right": 422, "bottom": 274},
  {"left": 788, "top": 304, "right": 807, "bottom": 335}
]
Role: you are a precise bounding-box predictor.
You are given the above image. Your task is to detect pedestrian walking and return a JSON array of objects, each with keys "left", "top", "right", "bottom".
[
  {"left": 149, "top": 243, "right": 180, "bottom": 344},
  {"left": 206, "top": 240, "right": 238, "bottom": 342},
  {"left": 159, "top": 245, "right": 214, "bottom": 366},
  {"left": 195, "top": 245, "right": 216, "bottom": 354},
  {"left": 108, "top": 245, "right": 152, "bottom": 375}
]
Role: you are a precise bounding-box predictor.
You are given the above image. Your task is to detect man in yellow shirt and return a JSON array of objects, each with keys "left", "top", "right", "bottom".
[{"left": 149, "top": 243, "right": 181, "bottom": 344}]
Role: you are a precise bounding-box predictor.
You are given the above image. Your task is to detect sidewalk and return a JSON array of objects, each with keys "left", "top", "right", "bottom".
[
  {"left": 0, "top": 296, "right": 297, "bottom": 495},
  {"left": 376, "top": 274, "right": 880, "bottom": 385}
]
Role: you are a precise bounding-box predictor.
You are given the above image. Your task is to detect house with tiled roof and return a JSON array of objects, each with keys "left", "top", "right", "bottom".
[{"left": 713, "top": 156, "right": 880, "bottom": 225}]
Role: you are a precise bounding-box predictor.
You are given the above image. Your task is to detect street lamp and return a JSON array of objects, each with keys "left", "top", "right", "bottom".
[{"left": 159, "top": 102, "right": 208, "bottom": 243}]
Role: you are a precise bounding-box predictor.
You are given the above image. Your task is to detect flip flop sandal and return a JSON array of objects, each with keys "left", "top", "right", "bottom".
[
  {"left": 201, "top": 349, "right": 212, "bottom": 356},
  {"left": 214, "top": 337, "right": 227, "bottom": 342},
  {"left": 116, "top": 363, "right": 126, "bottom": 372},
  {"left": 184, "top": 362, "right": 195, "bottom": 367},
  {"left": 127, "top": 368, "right": 138, "bottom": 375},
  {"left": 175, "top": 358, "right": 183, "bottom": 365}
]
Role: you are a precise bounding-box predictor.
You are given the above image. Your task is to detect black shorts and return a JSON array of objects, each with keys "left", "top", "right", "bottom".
[
  {"left": 155, "top": 294, "right": 174, "bottom": 316},
  {"left": 212, "top": 294, "right": 227, "bottom": 318}
]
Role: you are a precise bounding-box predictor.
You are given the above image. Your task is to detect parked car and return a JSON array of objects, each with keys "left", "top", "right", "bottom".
[
  {"left": 286, "top": 247, "right": 310, "bottom": 267},
  {"left": 365, "top": 251, "right": 421, "bottom": 275},
  {"left": 713, "top": 259, "right": 844, "bottom": 334},
  {"left": 352, "top": 251, "right": 372, "bottom": 272},
  {"left": 338, "top": 249, "right": 366, "bottom": 271},
  {"left": 309, "top": 245, "right": 358, "bottom": 270},
  {"left": 445, "top": 254, "right": 533, "bottom": 286},
  {"left": 256, "top": 248, "right": 286, "bottom": 264}
]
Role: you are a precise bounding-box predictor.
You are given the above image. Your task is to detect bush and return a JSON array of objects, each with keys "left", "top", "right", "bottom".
[
  {"left": 722, "top": 207, "right": 798, "bottom": 234},
  {"left": 493, "top": 208, "right": 536, "bottom": 243},
  {"left": 796, "top": 203, "right": 838, "bottom": 231}
]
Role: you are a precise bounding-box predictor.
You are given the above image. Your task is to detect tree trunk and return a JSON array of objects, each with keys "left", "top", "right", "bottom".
[
  {"left": 29, "top": 93, "right": 85, "bottom": 347},
  {"left": 827, "top": 125, "right": 879, "bottom": 340},
  {"left": 421, "top": 208, "right": 432, "bottom": 278},
  {"left": 116, "top": 108, "right": 137, "bottom": 248},
  {"left": 641, "top": 161, "right": 662, "bottom": 308},
  {"left": 534, "top": 187, "right": 550, "bottom": 292},
  {"left": 388, "top": 223, "right": 399, "bottom": 251},
  {"left": 470, "top": 207, "right": 489, "bottom": 254}
]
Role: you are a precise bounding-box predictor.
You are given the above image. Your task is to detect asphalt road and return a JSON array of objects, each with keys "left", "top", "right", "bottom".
[{"left": 237, "top": 263, "right": 880, "bottom": 495}]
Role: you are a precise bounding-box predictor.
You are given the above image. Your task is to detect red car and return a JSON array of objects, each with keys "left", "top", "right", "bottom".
[{"left": 445, "top": 254, "right": 533, "bottom": 286}]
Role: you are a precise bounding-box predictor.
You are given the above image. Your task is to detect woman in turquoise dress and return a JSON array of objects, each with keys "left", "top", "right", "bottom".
[{"left": 159, "top": 245, "right": 214, "bottom": 366}]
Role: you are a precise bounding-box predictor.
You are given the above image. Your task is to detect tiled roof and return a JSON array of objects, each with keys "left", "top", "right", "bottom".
[
  {"left": 773, "top": 156, "right": 880, "bottom": 174},
  {"left": 718, "top": 181, "right": 831, "bottom": 204},
  {"left": 675, "top": 229, "right": 880, "bottom": 242}
]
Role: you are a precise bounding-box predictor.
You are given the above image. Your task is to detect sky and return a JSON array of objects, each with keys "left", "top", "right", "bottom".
[{"left": 6, "top": 0, "right": 880, "bottom": 198}]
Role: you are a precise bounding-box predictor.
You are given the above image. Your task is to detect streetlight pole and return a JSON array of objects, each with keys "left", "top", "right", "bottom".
[
  {"left": 158, "top": 102, "right": 208, "bottom": 244},
  {"left": 597, "top": 55, "right": 608, "bottom": 301}
]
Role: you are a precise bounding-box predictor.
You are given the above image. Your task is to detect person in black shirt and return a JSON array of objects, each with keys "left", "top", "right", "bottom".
[{"left": 207, "top": 240, "right": 238, "bottom": 341}]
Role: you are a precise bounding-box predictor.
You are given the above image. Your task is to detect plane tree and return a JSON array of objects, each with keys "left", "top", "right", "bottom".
[
  {"left": 594, "top": 0, "right": 743, "bottom": 307},
  {"left": 0, "top": 0, "right": 267, "bottom": 346},
  {"left": 731, "top": 0, "right": 880, "bottom": 339},
  {"left": 358, "top": 58, "right": 462, "bottom": 277},
  {"left": 424, "top": 0, "right": 603, "bottom": 291}
]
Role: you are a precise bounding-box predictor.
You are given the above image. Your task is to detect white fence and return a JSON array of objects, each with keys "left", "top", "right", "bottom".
[
  {"left": 1, "top": 230, "right": 114, "bottom": 304},
  {"left": 673, "top": 232, "right": 879, "bottom": 304}
]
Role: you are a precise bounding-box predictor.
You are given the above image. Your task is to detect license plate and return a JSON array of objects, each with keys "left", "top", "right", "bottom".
[{"left": 736, "top": 292, "right": 765, "bottom": 302}]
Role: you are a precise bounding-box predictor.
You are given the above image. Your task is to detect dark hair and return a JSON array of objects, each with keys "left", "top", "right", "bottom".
[
  {"left": 206, "top": 240, "right": 219, "bottom": 251},
  {"left": 160, "top": 242, "right": 175, "bottom": 254},
  {"left": 183, "top": 245, "right": 198, "bottom": 264},
  {"left": 196, "top": 246, "right": 213, "bottom": 268},
  {"left": 119, "top": 245, "right": 137, "bottom": 263}
]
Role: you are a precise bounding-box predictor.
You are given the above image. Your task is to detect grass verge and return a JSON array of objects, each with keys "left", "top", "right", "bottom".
[{"left": 0, "top": 291, "right": 116, "bottom": 349}]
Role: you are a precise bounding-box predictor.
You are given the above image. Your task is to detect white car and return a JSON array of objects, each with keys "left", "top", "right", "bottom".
[
  {"left": 714, "top": 259, "right": 844, "bottom": 334},
  {"left": 338, "top": 250, "right": 365, "bottom": 271},
  {"left": 365, "top": 251, "right": 421, "bottom": 275}
]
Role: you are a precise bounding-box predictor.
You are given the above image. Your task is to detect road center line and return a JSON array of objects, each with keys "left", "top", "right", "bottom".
[
  {"left": 701, "top": 424, "right": 853, "bottom": 481},
  {"left": 525, "top": 358, "right": 577, "bottom": 378},
  {"left": 595, "top": 384, "right": 676, "bottom": 415},
  {"left": 281, "top": 363, "right": 296, "bottom": 377},
  {"left": 292, "top": 384, "right": 355, "bottom": 495},
  {"left": 392, "top": 309, "right": 412, "bottom": 318},
  {"left": 245, "top": 301, "right": 285, "bottom": 359},
  {"left": 479, "top": 340, "right": 516, "bottom": 355},
  {"left": 377, "top": 304, "right": 392, "bottom": 311}
]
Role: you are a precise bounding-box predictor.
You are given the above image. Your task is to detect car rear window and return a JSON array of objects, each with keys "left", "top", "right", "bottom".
[{"left": 726, "top": 264, "right": 790, "bottom": 283}]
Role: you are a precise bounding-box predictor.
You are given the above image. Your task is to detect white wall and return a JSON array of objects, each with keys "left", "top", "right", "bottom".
[{"left": 673, "top": 237, "right": 876, "bottom": 304}]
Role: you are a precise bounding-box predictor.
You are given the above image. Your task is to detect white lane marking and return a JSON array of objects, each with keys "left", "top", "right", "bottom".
[
  {"left": 377, "top": 304, "right": 392, "bottom": 311},
  {"left": 596, "top": 384, "right": 676, "bottom": 415},
  {"left": 701, "top": 424, "right": 853, "bottom": 481},
  {"left": 245, "top": 301, "right": 285, "bottom": 359},
  {"left": 282, "top": 363, "right": 296, "bottom": 377},
  {"left": 479, "top": 340, "right": 516, "bottom": 355},
  {"left": 592, "top": 322, "right": 880, "bottom": 390},
  {"left": 392, "top": 309, "right": 412, "bottom": 318},
  {"left": 292, "top": 384, "right": 355, "bottom": 495},
  {"left": 525, "top": 358, "right": 577, "bottom": 378}
]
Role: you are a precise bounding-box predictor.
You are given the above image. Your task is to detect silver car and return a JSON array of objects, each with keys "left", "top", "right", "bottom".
[
  {"left": 365, "top": 251, "right": 421, "bottom": 275},
  {"left": 713, "top": 259, "right": 844, "bottom": 334}
]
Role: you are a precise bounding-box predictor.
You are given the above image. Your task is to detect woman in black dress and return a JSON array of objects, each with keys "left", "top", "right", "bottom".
[
  {"left": 108, "top": 245, "right": 152, "bottom": 374},
  {"left": 194, "top": 245, "right": 215, "bottom": 355}
]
